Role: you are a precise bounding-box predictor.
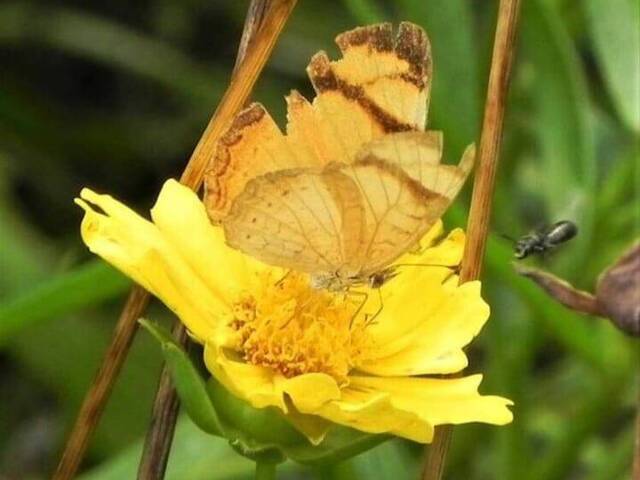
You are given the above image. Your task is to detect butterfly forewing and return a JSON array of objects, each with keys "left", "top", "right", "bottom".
[
  {"left": 204, "top": 103, "right": 321, "bottom": 222},
  {"left": 205, "top": 22, "right": 431, "bottom": 225}
]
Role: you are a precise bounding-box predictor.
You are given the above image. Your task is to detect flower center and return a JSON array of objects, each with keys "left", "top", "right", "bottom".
[{"left": 229, "top": 271, "right": 366, "bottom": 383}]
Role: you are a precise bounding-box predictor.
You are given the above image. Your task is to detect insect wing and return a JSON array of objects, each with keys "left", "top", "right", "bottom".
[{"left": 222, "top": 167, "right": 365, "bottom": 274}]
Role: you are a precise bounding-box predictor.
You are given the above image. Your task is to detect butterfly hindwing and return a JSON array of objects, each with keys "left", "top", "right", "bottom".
[
  {"left": 223, "top": 167, "right": 364, "bottom": 274},
  {"left": 204, "top": 103, "right": 321, "bottom": 222},
  {"left": 357, "top": 131, "right": 476, "bottom": 204},
  {"left": 336, "top": 158, "right": 449, "bottom": 274}
]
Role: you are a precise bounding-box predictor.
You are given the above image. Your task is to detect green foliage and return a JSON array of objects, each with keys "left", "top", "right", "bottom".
[{"left": 0, "top": 1, "right": 637, "bottom": 479}]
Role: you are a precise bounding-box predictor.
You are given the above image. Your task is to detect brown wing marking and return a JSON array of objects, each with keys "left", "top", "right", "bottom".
[
  {"left": 357, "top": 131, "right": 475, "bottom": 202},
  {"left": 282, "top": 22, "right": 431, "bottom": 171},
  {"left": 204, "top": 103, "right": 320, "bottom": 222},
  {"left": 206, "top": 23, "right": 433, "bottom": 225}
]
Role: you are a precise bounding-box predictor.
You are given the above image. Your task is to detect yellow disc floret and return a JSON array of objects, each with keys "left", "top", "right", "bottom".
[{"left": 230, "top": 271, "right": 365, "bottom": 383}]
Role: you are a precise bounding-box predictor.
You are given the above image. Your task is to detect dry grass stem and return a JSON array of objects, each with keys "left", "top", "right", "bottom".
[
  {"left": 421, "top": 1, "right": 522, "bottom": 479},
  {"left": 634, "top": 387, "right": 640, "bottom": 480},
  {"left": 52, "top": 1, "right": 297, "bottom": 478},
  {"left": 136, "top": 2, "right": 297, "bottom": 476}
]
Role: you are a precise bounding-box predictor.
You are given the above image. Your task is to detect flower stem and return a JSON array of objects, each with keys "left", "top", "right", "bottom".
[
  {"left": 255, "top": 461, "right": 277, "bottom": 480},
  {"left": 52, "top": 2, "right": 297, "bottom": 479},
  {"left": 420, "top": 1, "right": 522, "bottom": 479}
]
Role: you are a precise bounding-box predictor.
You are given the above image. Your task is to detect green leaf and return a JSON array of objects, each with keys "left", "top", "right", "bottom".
[
  {"left": 141, "top": 319, "right": 294, "bottom": 464},
  {"left": 584, "top": 0, "right": 640, "bottom": 132},
  {"left": 526, "top": 366, "right": 634, "bottom": 480},
  {"left": 0, "top": 2, "right": 224, "bottom": 103},
  {"left": 207, "top": 378, "right": 306, "bottom": 449},
  {"left": 208, "top": 378, "right": 389, "bottom": 466},
  {"left": 396, "top": 0, "right": 481, "bottom": 160},
  {"left": 521, "top": 0, "right": 597, "bottom": 277},
  {"left": 139, "top": 319, "right": 224, "bottom": 437},
  {"left": 0, "top": 260, "right": 129, "bottom": 345},
  {"left": 341, "top": 0, "right": 385, "bottom": 24}
]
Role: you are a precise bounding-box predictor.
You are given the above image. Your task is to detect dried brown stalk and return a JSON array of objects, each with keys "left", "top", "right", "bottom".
[
  {"left": 136, "top": 2, "right": 297, "bottom": 477},
  {"left": 634, "top": 386, "right": 640, "bottom": 480},
  {"left": 515, "top": 241, "right": 640, "bottom": 336},
  {"left": 52, "top": 2, "right": 297, "bottom": 478},
  {"left": 420, "top": 1, "right": 522, "bottom": 479}
]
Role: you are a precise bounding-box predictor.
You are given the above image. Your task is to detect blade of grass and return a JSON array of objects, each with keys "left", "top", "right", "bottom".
[
  {"left": 521, "top": 0, "right": 597, "bottom": 279},
  {"left": 0, "top": 2, "right": 225, "bottom": 103},
  {"left": 341, "top": 0, "right": 385, "bottom": 24},
  {"left": 0, "top": 261, "right": 129, "bottom": 346},
  {"left": 587, "top": 425, "right": 635, "bottom": 480},
  {"left": 526, "top": 367, "right": 635, "bottom": 480},
  {"left": 583, "top": 0, "right": 640, "bottom": 133},
  {"left": 396, "top": 0, "right": 481, "bottom": 160}
]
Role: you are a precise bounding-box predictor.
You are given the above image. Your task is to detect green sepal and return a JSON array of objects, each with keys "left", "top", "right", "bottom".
[
  {"left": 207, "top": 378, "right": 390, "bottom": 465},
  {"left": 139, "top": 319, "right": 223, "bottom": 436},
  {"left": 140, "top": 319, "right": 391, "bottom": 466},
  {"left": 286, "top": 427, "right": 390, "bottom": 466}
]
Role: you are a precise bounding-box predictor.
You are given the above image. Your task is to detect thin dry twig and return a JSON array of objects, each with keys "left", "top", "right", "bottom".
[
  {"left": 633, "top": 387, "right": 640, "bottom": 480},
  {"left": 52, "top": 2, "right": 297, "bottom": 478},
  {"left": 136, "top": 2, "right": 297, "bottom": 477},
  {"left": 634, "top": 384, "right": 640, "bottom": 480},
  {"left": 420, "top": 1, "right": 522, "bottom": 479}
]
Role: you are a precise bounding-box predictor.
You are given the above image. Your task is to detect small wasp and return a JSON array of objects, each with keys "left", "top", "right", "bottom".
[{"left": 513, "top": 220, "right": 578, "bottom": 259}]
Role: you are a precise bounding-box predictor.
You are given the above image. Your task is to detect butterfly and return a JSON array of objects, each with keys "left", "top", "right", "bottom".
[{"left": 205, "top": 22, "right": 474, "bottom": 292}]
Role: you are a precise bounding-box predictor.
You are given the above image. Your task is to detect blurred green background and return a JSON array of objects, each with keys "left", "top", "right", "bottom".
[{"left": 1, "top": 0, "right": 638, "bottom": 479}]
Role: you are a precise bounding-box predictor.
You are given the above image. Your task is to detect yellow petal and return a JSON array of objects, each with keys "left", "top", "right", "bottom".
[
  {"left": 370, "top": 225, "right": 466, "bottom": 335},
  {"left": 150, "top": 180, "right": 268, "bottom": 304},
  {"left": 205, "top": 343, "right": 338, "bottom": 445},
  {"left": 76, "top": 187, "right": 227, "bottom": 342},
  {"left": 312, "top": 385, "right": 434, "bottom": 443},
  {"left": 279, "top": 373, "right": 341, "bottom": 411},
  {"left": 280, "top": 406, "right": 332, "bottom": 446},
  {"left": 350, "top": 375, "right": 513, "bottom": 427},
  {"left": 359, "top": 281, "right": 489, "bottom": 376},
  {"left": 395, "top": 223, "right": 465, "bottom": 274},
  {"left": 203, "top": 342, "right": 286, "bottom": 410}
]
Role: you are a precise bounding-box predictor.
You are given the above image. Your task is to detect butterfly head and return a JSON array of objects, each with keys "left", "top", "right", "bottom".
[{"left": 367, "top": 268, "right": 399, "bottom": 289}]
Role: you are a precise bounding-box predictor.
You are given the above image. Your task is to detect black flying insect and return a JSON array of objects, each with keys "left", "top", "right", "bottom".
[{"left": 514, "top": 221, "right": 578, "bottom": 259}]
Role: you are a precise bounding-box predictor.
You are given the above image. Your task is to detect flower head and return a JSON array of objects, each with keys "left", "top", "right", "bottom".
[{"left": 76, "top": 179, "right": 512, "bottom": 444}]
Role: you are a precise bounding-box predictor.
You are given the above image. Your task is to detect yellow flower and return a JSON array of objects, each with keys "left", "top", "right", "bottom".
[{"left": 76, "top": 179, "right": 512, "bottom": 444}]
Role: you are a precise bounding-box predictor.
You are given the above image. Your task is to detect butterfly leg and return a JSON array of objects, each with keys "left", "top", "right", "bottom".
[
  {"left": 364, "top": 288, "right": 384, "bottom": 326},
  {"left": 347, "top": 290, "right": 369, "bottom": 328},
  {"left": 274, "top": 269, "right": 292, "bottom": 288}
]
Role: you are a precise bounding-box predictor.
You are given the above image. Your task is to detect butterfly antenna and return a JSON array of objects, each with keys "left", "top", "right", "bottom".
[
  {"left": 497, "top": 232, "right": 517, "bottom": 244},
  {"left": 347, "top": 290, "right": 369, "bottom": 329},
  {"left": 394, "top": 263, "right": 460, "bottom": 276}
]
